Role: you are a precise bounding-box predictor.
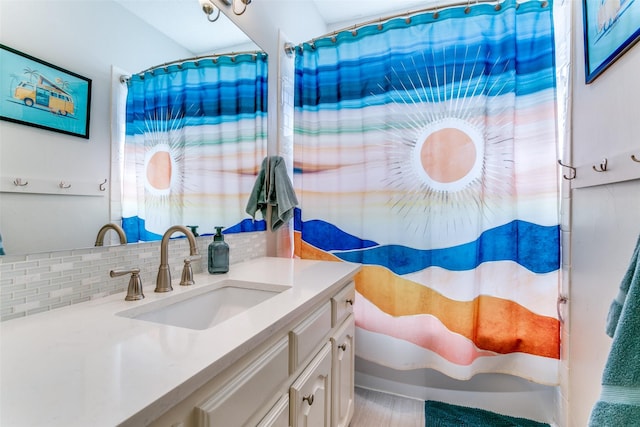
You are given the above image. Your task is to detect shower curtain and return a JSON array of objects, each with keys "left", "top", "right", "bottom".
[
  {"left": 293, "top": 0, "right": 560, "bottom": 384},
  {"left": 121, "top": 53, "right": 267, "bottom": 241}
]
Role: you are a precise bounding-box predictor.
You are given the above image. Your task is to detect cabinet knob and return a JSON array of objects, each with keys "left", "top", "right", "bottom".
[
  {"left": 302, "top": 394, "right": 315, "bottom": 406},
  {"left": 345, "top": 298, "right": 354, "bottom": 306},
  {"left": 338, "top": 343, "right": 347, "bottom": 352}
]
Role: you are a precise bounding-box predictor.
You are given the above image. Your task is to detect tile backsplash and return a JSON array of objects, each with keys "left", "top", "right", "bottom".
[{"left": 0, "top": 231, "right": 267, "bottom": 321}]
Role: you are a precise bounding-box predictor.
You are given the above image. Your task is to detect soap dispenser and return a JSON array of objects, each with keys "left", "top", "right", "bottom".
[{"left": 208, "top": 226, "right": 229, "bottom": 274}]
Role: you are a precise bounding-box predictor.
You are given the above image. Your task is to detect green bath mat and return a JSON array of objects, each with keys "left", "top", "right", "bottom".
[{"left": 424, "top": 400, "right": 550, "bottom": 427}]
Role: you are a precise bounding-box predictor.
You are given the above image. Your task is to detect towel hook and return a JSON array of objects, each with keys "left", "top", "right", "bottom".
[
  {"left": 592, "top": 158, "right": 608, "bottom": 172},
  {"left": 557, "top": 160, "right": 576, "bottom": 180},
  {"left": 99, "top": 179, "right": 107, "bottom": 191},
  {"left": 557, "top": 294, "right": 568, "bottom": 324},
  {"left": 632, "top": 154, "right": 640, "bottom": 163},
  {"left": 13, "top": 178, "right": 29, "bottom": 186},
  {"left": 59, "top": 181, "right": 71, "bottom": 189}
]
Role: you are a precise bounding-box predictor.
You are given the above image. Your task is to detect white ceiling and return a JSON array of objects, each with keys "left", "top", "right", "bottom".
[{"left": 114, "top": 0, "right": 434, "bottom": 55}]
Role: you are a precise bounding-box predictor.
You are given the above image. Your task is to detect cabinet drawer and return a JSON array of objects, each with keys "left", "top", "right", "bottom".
[
  {"left": 331, "top": 282, "right": 355, "bottom": 328},
  {"left": 289, "top": 302, "right": 331, "bottom": 373},
  {"left": 195, "top": 336, "right": 289, "bottom": 427},
  {"left": 257, "top": 394, "right": 289, "bottom": 427}
]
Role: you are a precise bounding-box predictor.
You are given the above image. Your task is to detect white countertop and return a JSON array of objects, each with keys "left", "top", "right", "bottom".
[{"left": 0, "top": 257, "right": 360, "bottom": 427}]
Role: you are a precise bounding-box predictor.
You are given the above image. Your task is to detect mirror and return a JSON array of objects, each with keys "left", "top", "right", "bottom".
[{"left": 0, "top": 0, "right": 266, "bottom": 255}]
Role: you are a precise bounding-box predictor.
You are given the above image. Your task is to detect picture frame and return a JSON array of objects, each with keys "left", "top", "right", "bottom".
[
  {"left": 0, "top": 44, "right": 91, "bottom": 139},
  {"left": 583, "top": 0, "right": 640, "bottom": 83}
]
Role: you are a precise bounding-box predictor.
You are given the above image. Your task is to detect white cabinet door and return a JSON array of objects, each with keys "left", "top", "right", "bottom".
[
  {"left": 290, "top": 342, "right": 332, "bottom": 427},
  {"left": 331, "top": 315, "right": 355, "bottom": 427}
]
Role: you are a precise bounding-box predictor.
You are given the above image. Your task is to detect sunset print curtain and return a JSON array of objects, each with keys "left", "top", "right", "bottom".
[{"left": 293, "top": 0, "right": 560, "bottom": 384}]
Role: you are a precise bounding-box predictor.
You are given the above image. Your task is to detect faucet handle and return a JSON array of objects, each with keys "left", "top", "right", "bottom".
[
  {"left": 110, "top": 268, "right": 144, "bottom": 301},
  {"left": 179, "top": 255, "right": 201, "bottom": 286}
]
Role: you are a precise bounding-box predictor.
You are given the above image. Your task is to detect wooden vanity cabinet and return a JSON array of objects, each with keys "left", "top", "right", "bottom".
[{"left": 149, "top": 281, "right": 355, "bottom": 427}]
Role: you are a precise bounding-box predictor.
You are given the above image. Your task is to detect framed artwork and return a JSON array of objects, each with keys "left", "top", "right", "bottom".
[
  {"left": 0, "top": 44, "right": 91, "bottom": 138},
  {"left": 583, "top": 0, "right": 640, "bottom": 83}
]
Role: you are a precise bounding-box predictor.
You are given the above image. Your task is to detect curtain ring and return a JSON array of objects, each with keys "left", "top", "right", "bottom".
[
  {"left": 233, "top": 0, "right": 249, "bottom": 16},
  {"left": 206, "top": 6, "right": 221, "bottom": 22}
]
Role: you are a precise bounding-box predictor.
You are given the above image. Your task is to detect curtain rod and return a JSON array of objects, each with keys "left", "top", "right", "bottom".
[
  {"left": 301, "top": 0, "right": 546, "bottom": 46},
  {"left": 120, "top": 49, "right": 266, "bottom": 83}
]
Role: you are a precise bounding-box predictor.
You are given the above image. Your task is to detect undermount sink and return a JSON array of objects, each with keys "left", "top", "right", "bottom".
[{"left": 116, "top": 280, "right": 288, "bottom": 330}]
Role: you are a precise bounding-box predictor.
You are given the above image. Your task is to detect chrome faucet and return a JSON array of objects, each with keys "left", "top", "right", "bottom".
[
  {"left": 95, "top": 223, "right": 127, "bottom": 246},
  {"left": 155, "top": 225, "right": 199, "bottom": 293}
]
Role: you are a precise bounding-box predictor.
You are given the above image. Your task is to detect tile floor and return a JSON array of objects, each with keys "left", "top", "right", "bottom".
[{"left": 351, "top": 387, "right": 425, "bottom": 426}]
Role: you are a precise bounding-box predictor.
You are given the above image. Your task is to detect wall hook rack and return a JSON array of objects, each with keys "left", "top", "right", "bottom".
[
  {"left": 59, "top": 181, "right": 72, "bottom": 189},
  {"left": 99, "top": 179, "right": 107, "bottom": 191},
  {"left": 632, "top": 154, "right": 640, "bottom": 163},
  {"left": 592, "top": 158, "right": 608, "bottom": 172},
  {"left": 557, "top": 160, "right": 576, "bottom": 180},
  {"left": 13, "top": 178, "right": 29, "bottom": 187}
]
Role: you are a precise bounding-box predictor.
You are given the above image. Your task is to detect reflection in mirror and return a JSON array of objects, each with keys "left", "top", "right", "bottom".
[
  {"left": 0, "top": 0, "right": 266, "bottom": 255},
  {"left": 117, "top": 50, "right": 268, "bottom": 243},
  {"left": 94, "top": 223, "right": 127, "bottom": 247}
]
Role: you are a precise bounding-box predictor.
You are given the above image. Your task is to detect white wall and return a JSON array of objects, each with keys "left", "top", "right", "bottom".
[
  {"left": 0, "top": 0, "right": 192, "bottom": 254},
  {"left": 567, "top": 1, "right": 640, "bottom": 426}
]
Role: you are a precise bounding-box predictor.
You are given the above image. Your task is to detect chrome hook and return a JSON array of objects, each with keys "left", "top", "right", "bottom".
[
  {"left": 59, "top": 181, "right": 71, "bottom": 189},
  {"left": 99, "top": 179, "right": 107, "bottom": 191},
  {"left": 557, "top": 160, "right": 576, "bottom": 180},
  {"left": 632, "top": 154, "right": 640, "bottom": 163},
  {"left": 592, "top": 158, "right": 608, "bottom": 172},
  {"left": 13, "top": 178, "right": 29, "bottom": 186}
]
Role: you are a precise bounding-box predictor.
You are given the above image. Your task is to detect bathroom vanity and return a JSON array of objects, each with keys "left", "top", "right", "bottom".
[{"left": 0, "top": 257, "right": 360, "bottom": 427}]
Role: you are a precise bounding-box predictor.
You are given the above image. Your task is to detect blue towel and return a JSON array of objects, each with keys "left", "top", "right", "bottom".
[
  {"left": 245, "top": 156, "right": 298, "bottom": 231},
  {"left": 589, "top": 234, "right": 640, "bottom": 426}
]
